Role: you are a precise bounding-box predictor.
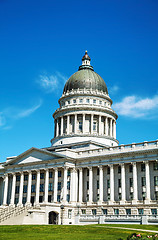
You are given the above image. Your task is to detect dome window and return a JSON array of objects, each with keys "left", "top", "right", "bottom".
[
  {"left": 86, "top": 99, "right": 90, "bottom": 103},
  {"left": 68, "top": 100, "right": 70, "bottom": 104},
  {"left": 79, "top": 99, "right": 83, "bottom": 103},
  {"left": 99, "top": 101, "right": 102, "bottom": 105},
  {"left": 73, "top": 99, "right": 76, "bottom": 103},
  {"left": 93, "top": 99, "right": 96, "bottom": 104}
]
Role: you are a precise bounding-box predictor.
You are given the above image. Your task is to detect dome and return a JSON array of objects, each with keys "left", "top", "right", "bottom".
[{"left": 63, "top": 51, "right": 108, "bottom": 94}]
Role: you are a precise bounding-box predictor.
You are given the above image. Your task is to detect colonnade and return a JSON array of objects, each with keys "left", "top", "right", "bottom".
[{"left": 54, "top": 114, "right": 116, "bottom": 138}]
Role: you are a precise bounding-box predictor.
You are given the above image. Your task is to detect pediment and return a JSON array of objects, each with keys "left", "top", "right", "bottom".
[{"left": 5, "top": 148, "right": 64, "bottom": 166}]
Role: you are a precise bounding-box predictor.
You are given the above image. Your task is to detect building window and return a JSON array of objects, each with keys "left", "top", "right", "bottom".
[
  {"left": 99, "top": 100, "right": 102, "bottom": 105},
  {"left": 16, "top": 175, "right": 20, "bottom": 181},
  {"left": 126, "top": 209, "right": 131, "bottom": 215},
  {"left": 31, "top": 184, "right": 36, "bottom": 193},
  {"left": 68, "top": 209, "right": 72, "bottom": 219},
  {"left": 107, "top": 167, "right": 110, "bottom": 174},
  {"left": 73, "top": 99, "right": 76, "bottom": 103},
  {"left": 48, "top": 183, "right": 53, "bottom": 191},
  {"left": 23, "top": 185, "right": 27, "bottom": 193},
  {"left": 97, "top": 194, "right": 99, "bottom": 201},
  {"left": 141, "top": 163, "right": 145, "bottom": 172},
  {"left": 15, "top": 198, "right": 19, "bottom": 205},
  {"left": 102, "top": 209, "right": 107, "bottom": 215},
  {"left": 15, "top": 186, "right": 19, "bottom": 194},
  {"left": 130, "top": 192, "right": 133, "bottom": 200},
  {"left": 155, "top": 191, "right": 158, "bottom": 200},
  {"left": 82, "top": 209, "right": 86, "bottom": 214},
  {"left": 93, "top": 99, "right": 96, "bottom": 104},
  {"left": 129, "top": 164, "right": 133, "bottom": 173},
  {"left": 97, "top": 168, "right": 99, "bottom": 175},
  {"left": 22, "top": 197, "right": 26, "bottom": 205},
  {"left": 49, "top": 172, "right": 53, "bottom": 178},
  {"left": 129, "top": 178, "right": 133, "bottom": 187},
  {"left": 87, "top": 169, "right": 89, "bottom": 176},
  {"left": 92, "top": 209, "right": 97, "bottom": 215},
  {"left": 93, "top": 122, "right": 97, "bottom": 131},
  {"left": 86, "top": 194, "right": 89, "bottom": 202},
  {"left": 118, "top": 179, "right": 121, "bottom": 188},
  {"left": 79, "top": 99, "right": 83, "bottom": 103},
  {"left": 141, "top": 177, "right": 146, "bottom": 186},
  {"left": 138, "top": 209, "right": 144, "bottom": 215},
  {"left": 40, "top": 184, "right": 44, "bottom": 192},
  {"left": 67, "top": 181, "right": 70, "bottom": 190},
  {"left": 48, "top": 195, "right": 51, "bottom": 202},
  {"left": 87, "top": 181, "right": 89, "bottom": 190},
  {"left": 58, "top": 171, "right": 61, "bottom": 178},
  {"left": 154, "top": 176, "right": 158, "bottom": 186},
  {"left": 40, "top": 173, "right": 44, "bottom": 179},
  {"left": 114, "top": 209, "right": 119, "bottom": 215},
  {"left": 97, "top": 180, "right": 99, "bottom": 189},
  {"left": 107, "top": 179, "right": 110, "bottom": 188},
  {"left": 67, "top": 194, "right": 70, "bottom": 202},
  {"left": 39, "top": 196, "right": 43, "bottom": 203},
  {"left": 118, "top": 193, "right": 121, "bottom": 200},
  {"left": 107, "top": 193, "right": 110, "bottom": 200},
  {"left": 118, "top": 166, "right": 121, "bottom": 174},
  {"left": 32, "top": 174, "right": 36, "bottom": 180},
  {"left": 67, "top": 170, "right": 70, "bottom": 177},
  {"left": 86, "top": 99, "right": 90, "bottom": 103},
  {"left": 142, "top": 192, "right": 146, "bottom": 200},
  {"left": 68, "top": 100, "right": 70, "bottom": 104},
  {"left": 79, "top": 121, "right": 82, "bottom": 131},
  {"left": 151, "top": 209, "right": 157, "bottom": 215},
  {"left": 153, "top": 162, "right": 158, "bottom": 170},
  {"left": 24, "top": 175, "right": 28, "bottom": 181},
  {"left": 58, "top": 182, "right": 61, "bottom": 191},
  {"left": 57, "top": 195, "right": 60, "bottom": 202}
]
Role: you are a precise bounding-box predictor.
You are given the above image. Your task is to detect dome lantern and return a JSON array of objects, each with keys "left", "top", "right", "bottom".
[{"left": 82, "top": 50, "right": 91, "bottom": 66}]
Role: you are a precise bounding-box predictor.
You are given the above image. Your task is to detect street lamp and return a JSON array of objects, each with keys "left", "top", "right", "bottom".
[{"left": 60, "top": 204, "right": 64, "bottom": 225}]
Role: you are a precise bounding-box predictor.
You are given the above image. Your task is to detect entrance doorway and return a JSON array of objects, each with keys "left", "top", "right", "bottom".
[{"left": 49, "top": 211, "right": 58, "bottom": 224}]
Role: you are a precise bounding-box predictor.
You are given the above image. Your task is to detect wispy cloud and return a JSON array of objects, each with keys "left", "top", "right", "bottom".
[
  {"left": 109, "top": 85, "right": 119, "bottom": 95},
  {"left": 0, "top": 100, "right": 42, "bottom": 130},
  {"left": 113, "top": 95, "right": 158, "bottom": 118},
  {"left": 38, "top": 72, "right": 67, "bottom": 93}
]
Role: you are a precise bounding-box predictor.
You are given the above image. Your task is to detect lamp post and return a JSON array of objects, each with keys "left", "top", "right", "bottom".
[{"left": 60, "top": 204, "right": 64, "bottom": 225}]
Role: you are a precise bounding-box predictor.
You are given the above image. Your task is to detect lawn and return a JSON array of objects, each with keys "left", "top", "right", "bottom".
[{"left": 0, "top": 224, "right": 157, "bottom": 240}]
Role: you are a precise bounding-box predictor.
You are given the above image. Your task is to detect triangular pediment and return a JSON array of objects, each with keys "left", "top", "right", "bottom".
[{"left": 5, "top": 147, "right": 64, "bottom": 166}]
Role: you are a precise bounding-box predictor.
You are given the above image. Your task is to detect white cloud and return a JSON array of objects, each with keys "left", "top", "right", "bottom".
[
  {"left": 15, "top": 101, "right": 42, "bottom": 119},
  {"left": 113, "top": 95, "right": 158, "bottom": 118},
  {"left": 38, "top": 72, "right": 67, "bottom": 93},
  {"left": 109, "top": 85, "right": 119, "bottom": 95}
]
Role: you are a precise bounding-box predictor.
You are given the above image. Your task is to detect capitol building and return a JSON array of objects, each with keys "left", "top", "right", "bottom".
[{"left": 0, "top": 51, "right": 158, "bottom": 225}]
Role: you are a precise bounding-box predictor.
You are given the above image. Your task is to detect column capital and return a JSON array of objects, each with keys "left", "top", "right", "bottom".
[
  {"left": 78, "top": 167, "right": 83, "bottom": 172},
  {"left": 53, "top": 167, "right": 58, "bottom": 172},
  {"left": 88, "top": 166, "right": 93, "bottom": 171}
]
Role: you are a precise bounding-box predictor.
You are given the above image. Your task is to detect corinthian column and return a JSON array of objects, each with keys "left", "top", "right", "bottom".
[
  {"left": 63, "top": 167, "right": 68, "bottom": 203},
  {"left": 109, "top": 165, "right": 114, "bottom": 204},
  {"left": 145, "top": 161, "right": 151, "bottom": 204},
  {"left": 91, "top": 114, "right": 94, "bottom": 134},
  {"left": 82, "top": 114, "right": 85, "bottom": 134},
  {"left": 78, "top": 168, "right": 83, "bottom": 203},
  {"left": 18, "top": 172, "right": 24, "bottom": 205},
  {"left": 44, "top": 169, "right": 49, "bottom": 203},
  {"left": 132, "top": 162, "right": 138, "bottom": 204},
  {"left": 67, "top": 115, "right": 70, "bottom": 134},
  {"left": 26, "top": 171, "right": 32, "bottom": 206},
  {"left": 120, "top": 164, "right": 126, "bottom": 204},
  {"left": 88, "top": 167, "right": 93, "bottom": 203},
  {"left": 98, "top": 166, "right": 103, "bottom": 204},
  {"left": 10, "top": 173, "right": 16, "bottom": 206},
  {"left": 35, "top": 170, "right": 40, "bottom": 205},
  {"left": 53, "top": 168, "right": 58, "bottom": 202},
  {"left": 3, "top": 174, "right": 8, "bottom": 206},
  {"left": 61, "top": 117, "right": 63, "bottom": 135}
]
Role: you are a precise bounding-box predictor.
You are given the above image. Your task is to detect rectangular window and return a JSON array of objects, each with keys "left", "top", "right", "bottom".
[
  {"left": 155, "top": 191, "right": 158, "bottom": 200},
  {"left": 68, "top": 100, "right": 70, "bottom": 104},
  {"left": 73, "top": 99, "right": 76, "bottom": 103},
  {"left": 118, "top": 179, "right": 121, "bottom": 188},
  {"left": 79, "top": 121, "right": 82, "bottom": 131},
  {"left": 23, "top": 185, "right": 27, "bottom": 193},
  {"left": 68, "top": 209, "right": 72, "bottom": 219},
  {"left": 92, "top": 209, "right": 97, "bottom": 215},
  {"left": 67, "top": 170, "right": 71, "bottom": 177},
  {"left": 15, "top": 198, "right": 18, "bottom": 204},
  {"left": 114, "top": 209, "right": 119, "bottom": 215},
  {"left": 67, "top": 181, "right": 70, "bottom": 190},
  {"left": 15, "top": 186, "right": 19, "bottom": 194},
  {"left": 48, "top": 183, "right": 53, "bottom": 191},
  {"left": 40, "top": 173, "right": 44, "bottom": 179},
  {"left": 67, "top": 194, "right": 70, "bottom": 202},
  {"left": 86, "top": 194, "right": 89, "bottom": 201},
  {"left": 93, "top": 122, "right": 97, "bottom": 131},
  {"left": 58, "top": 182, "right": 61, "bottom": 190},
  {"left": 22, "top": 197, "right": 26, "bottom": 205},
  {"left": 32, "top": 174, "right": 36, "bottom": 180},
  {"left": 141, "top": 163, "right": 145, "bottom": 172},
  {"left": 49, "top": 172, "right": 53, "bottom": 178},
  {"left": 130, "top": 192, "right": 133, "bottom": 200},
  {"left": 151, "top": 209, "right": 157, "bottom": 215},
  {"left": 48, "top": 195, "right": 51, "bottom": 202},
  {"left": 39, "top": 196, "right": 43, "bottom": 203},
  {"left": 57, "top": 195, "right": 60, "bottom": 202},
  {"left": 97, "top": 180, "right": 99, "bottom": 189},
  {"left": 97, "top": 194, "right": 99, "bottom": 201},
  {"left": 154, "top": 176, "right": 158, "bottom": 186},
  {"left": 79, "top": 99, "right": 83, "bottom": 103},
  {"left": 99, "top": 100, "right": 102, "bottom": 105},
  {"left": 129, "top": 178, "right": 133, "bottom": 187},
  {"left": 58, "top": 171, "right": 61, "bottom": 178},
  {"left": 129, "top": 164, "right": 133, "bottom": 173},
  {"left": 119, "top": 193, "right": 121, "bottom": 200},
  {"left": 118, "top": 166, "right": 121, "bottom": 174},
  {"left": 31, "top": 184, "right": 36, "bottom": 193},
  {"left": 107, "top": 179, "right": 110, "bottom": 188},
  {"left": 86, "top": 99, "right": 90, "bottom": 103},
  {"left": 126, "top": 209, "right": 131, "bottom": 215},
  {"left": 102, "top": 209, "right": 107, "bottom": 215},
  {"left": 141, "top": 177, "right": 146, "bottom": 186},
  {"left": 93, "top": 99, "right": 96, "bottom": 104},
  {"left": 87, "top": 181, "right": 89, "bottom": 190},
  {"left": 107, "top": 193, "right": 110, "bottom": 200},
  {"left": 82, "top": 209, "right": 86, "bottom": 214},
  {"left": 138, "top": 209, "right": 144, "bottom": 215},
  {"left": 24, "top": 175, "right": 28, "bottom": 181},
  {"left": 16, "top": 175, "right": 20, "bottom": 181},
  {"left": 40, "top": 184, "right": 44, "bottom": 192},
  {"left": 154, "top": 162, "right": 158, "bottom": 170}
]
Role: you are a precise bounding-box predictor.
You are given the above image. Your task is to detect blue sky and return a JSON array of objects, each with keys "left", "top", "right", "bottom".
[{"left": 0, "top": 0, "right": 158, "bottom": 162}]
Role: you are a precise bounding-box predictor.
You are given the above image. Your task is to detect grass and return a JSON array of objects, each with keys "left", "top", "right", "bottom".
[{"left": 0, "top": 224, "right": 157, "bottom": 240}]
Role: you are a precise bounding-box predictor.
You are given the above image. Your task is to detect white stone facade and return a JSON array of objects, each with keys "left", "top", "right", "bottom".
[{"left": 0, "top": 52, "right": 158, "bottom": 225}]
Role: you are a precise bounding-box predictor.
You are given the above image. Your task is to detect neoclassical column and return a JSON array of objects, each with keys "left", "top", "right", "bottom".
[
  {"left": 3, "top": 174, "right": 9, "bottom": 205},
  {"left": 105, "top": 117, "right": 108, "bottom": 136},
  {"left": 26, "top": 171, "right": 32, "bottom": 205},
  {"left": 18, "top": 172, "right": 24, "bottom": 205},
  {"left": 10, "top": 173, "right": 16, "bottom": 205},
  {"left": 91, "top": 114, "right": 94, "bottom": 134},
  {"left": 110, "top": 119, "right": 113, "bottom": 137},
  {"left": 70, "top": 168, "right": 76, "bottom": 202},
  {"left": 132, "top": 162, "right": 138, "bottom": 203},
  {"left": 74, "top": 114, "right": 77, "bottom": 134},
  {"left": 99, "top": 115, "right": 102, "bottom": 135},
  {"left": 145, "top": 161, "right": 151, "bottom": 203},
  {"left": 56, "top": 119, "right": 59, "bottom": 137},
  {"left": 109, "top": 165, "right": 114, "bottom": 203},
  {"left": 78, "top": 168, "right": 83, "bottom": 203},
  {"left": 63, "top": 167, "right": 68, "bottom": 202},
  {"left": 88, "top": 167, "right": 93, "bottom": 203},
  {"left": 53, "top": 168, "right": 58, "bottom": 202},
  {"left": 61, "top": 116, "right": 63, "bottom": 136},
  {"left": 67, "top": 115, "right": 70, "bottom": 134},
  {"left": 113, "top": 121, "right": 116, "bottom": 138},
  {"left": 82, "top": 114, "right": 85, "bottom": 134},
  {"left": 99, "top": 166, "right": 103, "bottom": 203},
  {"left": 35, "top": 170, "right": 40, "bottom": 204},
  {"left": 44, "top": 169, "right": 49, "bottom": 203},
  {"left": 120, "top": 164, "right": 126, "bottom": 203}
]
